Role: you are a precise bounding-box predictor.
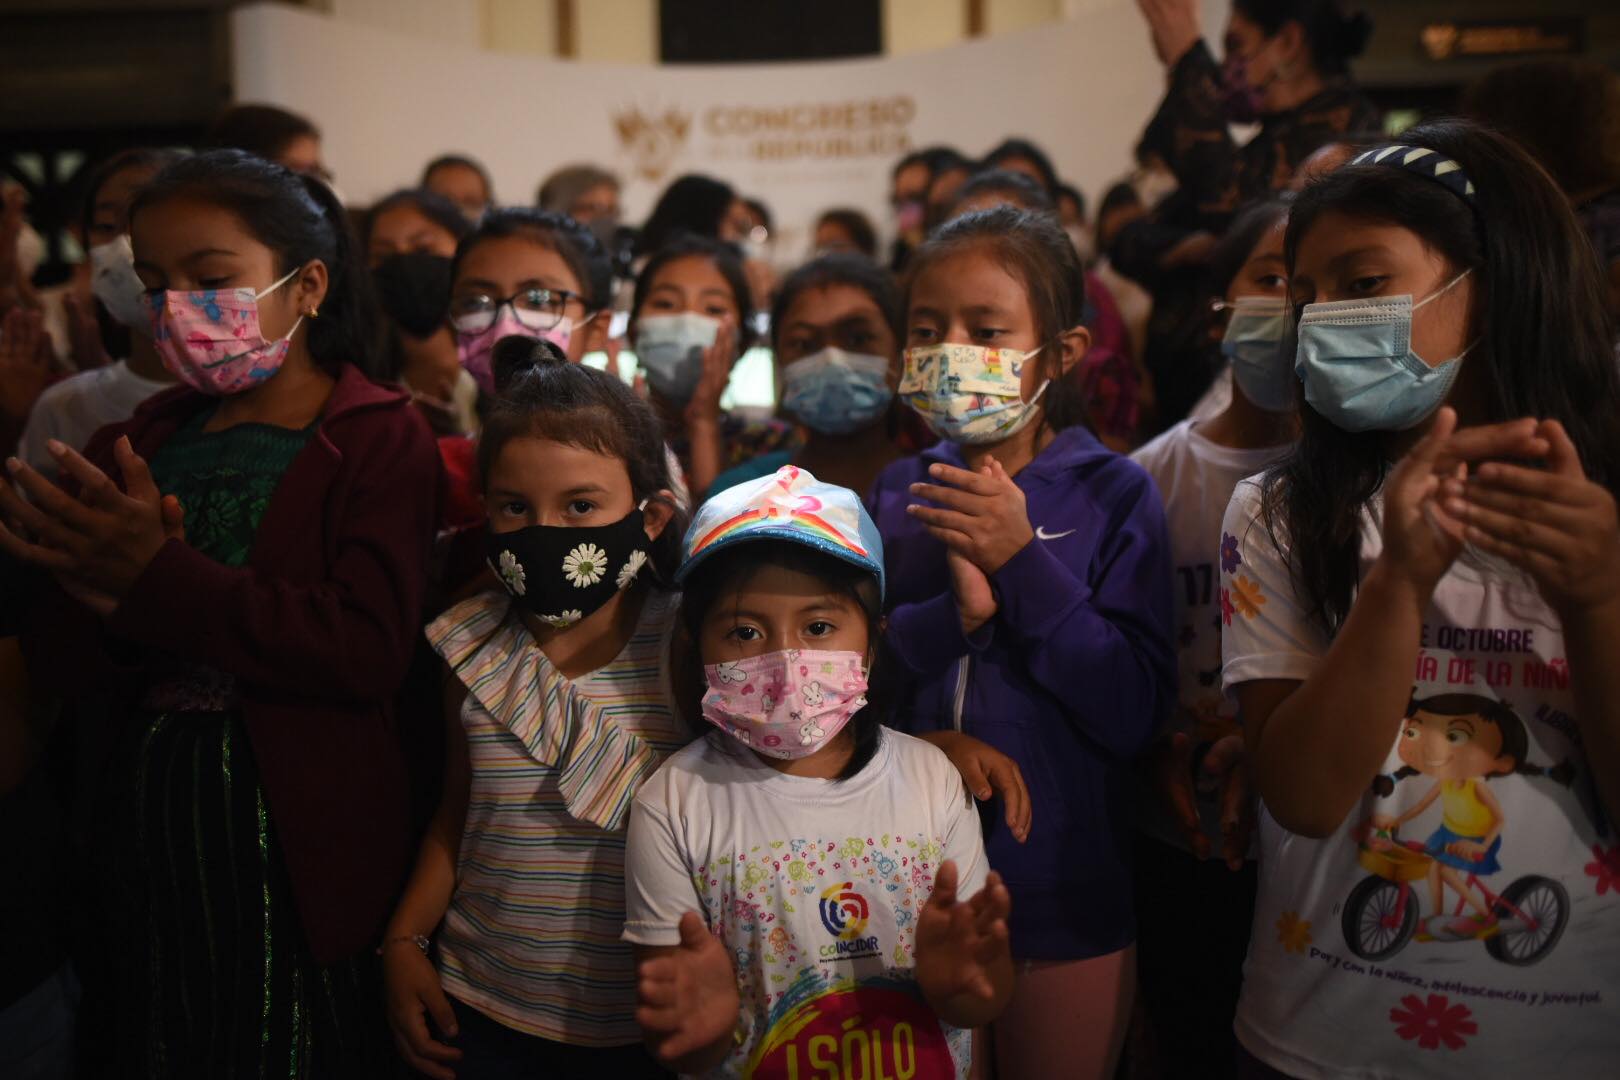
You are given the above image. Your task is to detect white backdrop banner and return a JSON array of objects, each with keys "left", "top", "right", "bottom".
[{"left": 231, "top": 2, "right": 1187, "bottom": 259}]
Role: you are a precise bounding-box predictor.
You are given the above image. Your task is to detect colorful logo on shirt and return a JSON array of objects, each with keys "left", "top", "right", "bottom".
[
  {"left": 819, "top": 882, "right": 870, "bottom": 939},
  {"left": 819, "top": 882, "right": 880, "bottom": 960}
]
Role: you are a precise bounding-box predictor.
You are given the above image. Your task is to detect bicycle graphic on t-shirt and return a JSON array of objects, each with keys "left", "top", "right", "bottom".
[{"left": 1342, "top": 692, "right": 1574, "bottom": 966}]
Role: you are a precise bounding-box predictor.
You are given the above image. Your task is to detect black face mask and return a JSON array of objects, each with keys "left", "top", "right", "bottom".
[
  {"left": 485, "top": 506, "right": 653, "bottom": 628},
  {"left": 373, "top": 252, "right": 453, "bottom": 339}
]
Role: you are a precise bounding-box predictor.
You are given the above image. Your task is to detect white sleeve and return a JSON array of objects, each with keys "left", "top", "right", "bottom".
[
  {"left": 936, "top": 763, "right": 990, "bottom": 900},
  {"left": 16, "top": 386, "right": 65, "bottom": 478},
  {"left": 1219, "top": 479, "right": 1330, "bottom": 692},
  {"left": 622, "top": 793, "right": 703, "bottom": 947}
]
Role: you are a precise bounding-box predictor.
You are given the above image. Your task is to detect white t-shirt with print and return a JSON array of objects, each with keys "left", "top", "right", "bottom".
[
  {"left": 1220, "top": 479, "right": 1619, "bottom": 1080},
  {"left": 1132, "top": 420, "right": 1288, "bottom": 854},
  {"left": 624, "top": 727, "right": 989, "bottom": 1079}
]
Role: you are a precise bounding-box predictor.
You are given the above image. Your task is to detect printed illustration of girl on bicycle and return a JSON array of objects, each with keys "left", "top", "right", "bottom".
[{"left": 1362, "top": 693, "right": 1574, "bottom": 950}]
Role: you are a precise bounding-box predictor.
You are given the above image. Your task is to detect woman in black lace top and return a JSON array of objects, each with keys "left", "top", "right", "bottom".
[{"left": 1135, "top": 0, "right": 1380, "bottom": 231}]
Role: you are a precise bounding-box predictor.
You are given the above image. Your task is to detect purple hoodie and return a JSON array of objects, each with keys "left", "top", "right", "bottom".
[{"left": 870, "top": 426, "right": 1174, "bottom": 961}]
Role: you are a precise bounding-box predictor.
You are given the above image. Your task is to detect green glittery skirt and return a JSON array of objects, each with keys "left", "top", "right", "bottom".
[{"left": 98, "top": 711, "right": 389, "bottom": 1079}]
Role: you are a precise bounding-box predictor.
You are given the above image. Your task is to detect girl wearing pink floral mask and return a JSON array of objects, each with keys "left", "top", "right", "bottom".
[
  {"left": 447, "top": 207, "right": 614, "bottom": 396},
  {"left": 0, "top": 148, "right": 439, "bottom": 1076},
  {"left": 623, "top": 467, "right": 1020, "bottom": 1077}
]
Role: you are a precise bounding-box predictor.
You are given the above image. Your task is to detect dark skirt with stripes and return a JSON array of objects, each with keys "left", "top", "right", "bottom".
[{"left": 95, "top": 711, "right": 390, "bottom": 1079}]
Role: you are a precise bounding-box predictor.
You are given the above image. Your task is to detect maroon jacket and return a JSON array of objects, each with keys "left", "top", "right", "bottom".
[{"left": 23, "top": 364, "right": 440, "bottom": 964}]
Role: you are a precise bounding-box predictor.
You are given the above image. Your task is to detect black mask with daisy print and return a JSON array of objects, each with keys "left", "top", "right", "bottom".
[{"left": 484, "top": 507, "right": 652, "bottom": 628}]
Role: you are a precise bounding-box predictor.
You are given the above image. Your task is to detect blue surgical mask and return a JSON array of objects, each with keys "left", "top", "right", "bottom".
[
  {"left": 1221, "top": 296, "right": 1293, "bottom": 413},
  {"left": 1294, "top": 269, "right": 1474, "bottom": 432},
  {"left": 779, "top": 347, "right": 893, "bottom": 435},
  {"left": 636, "top": 312, "right": 720, "bottom": 402}
]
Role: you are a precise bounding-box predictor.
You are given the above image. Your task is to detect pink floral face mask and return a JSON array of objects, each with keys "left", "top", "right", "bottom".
[
  {"left": 454, "top": 309, "right": 573, "bottom": 396},
  {"left": 701, "top": 649, "right": 868, "bottom": 760},
  {"left": 150, "top": 266, "right": 303, "bottom": 396}
]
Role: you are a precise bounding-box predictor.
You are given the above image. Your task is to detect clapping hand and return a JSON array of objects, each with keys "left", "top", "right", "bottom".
[
  {"left": 907, "top": 458, "right": 1034, "bottom": 575},
  {"left": 636, "top": 912, "right": 740, "bottom": 1071},
  {"left": 1445, "top": 418, "right": 1620, "bottom": 620},
  {"left": 0, "top": 436, "right": 176, "bottom": 608},
  {"left": 914, "top": 860, "right": 1013, "bottom": 1028}
]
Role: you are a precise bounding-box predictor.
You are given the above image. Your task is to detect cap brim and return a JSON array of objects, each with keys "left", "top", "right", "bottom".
[{"left": 675, "top": 526, "right": 884, "bottom": 596}]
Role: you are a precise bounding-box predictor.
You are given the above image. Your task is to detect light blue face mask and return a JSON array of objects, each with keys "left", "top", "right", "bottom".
[
  {"left": 635, "top": 312, "right": 720, "bottom": 402},
  {"left": 1294, "top": 269, "right": 1474, "bottom": 432},
  {"left": 1220, "top": 295, "right": 1294, "bottom": 413},
  {"left": 779, "top": 347, "right": 894, "bottom": 435}
]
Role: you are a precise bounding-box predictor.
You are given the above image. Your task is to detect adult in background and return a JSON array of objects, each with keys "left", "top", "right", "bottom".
[
  {"left": 812, "top": 208, "right": 879, "bottom": 260},
  {"left": 889, "top": 145, "right": 964, "bottom": 271},
  {"left": 983, "top": 136, "right": 1061, "bottom": 198},
  {"left": 1121, "top": 1, "right": 1376, "bottom": 431},
  {"left": 536, "top": 164, "right": 622, "bottom": 229},
  {"left": 1134, "top": 0, "right": 1376, "bottom": 231},
  {"left": 422, "top": 154, "right": 495, "bottom": 223},
  {"left": 205, "top": 102, "right": 327, "bottom": 179},
  {"left": 1463, "top": 57, "right": 1620, "bottom": 323}
]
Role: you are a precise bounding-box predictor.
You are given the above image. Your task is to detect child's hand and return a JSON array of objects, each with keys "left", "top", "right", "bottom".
[
  {"left": 1206, "top": 734, "right": 1255, "bottom": 871},
  {"left": 906, "top": 458, "right": 1034, "bottom": 574},
  {"left": 921, "top": 731, "right": 1032, "bottom": 843},
  {"left": 947, "top": 547, "right": 997, "bottom": 635},
  {"left": 0, "top": 306, "right": 52, "bottom": 424},
  {"left": 915, "top": 861, "right": 1013, "bottom": 1028},
  {"left": 1447, "top": 419, "right": 1620, "bottom": 622},
  {"left": 1378, "top": 409, "right": 1548, "bottom": 604},
  {"left": 684, "top": 320, "right": 737, "bottom": 428},
  {"left": 636, "top": 912, "right": 740, "bottom": 1070},
  {"left": 1446, "top": 838, "right": 1489, "bottom": 862},
  {"left": 1152, "top": 732, "right": 1252, "bottom": 870},
  {"left": 381, "top": 941, "right": 462, "bottom": 1080}
]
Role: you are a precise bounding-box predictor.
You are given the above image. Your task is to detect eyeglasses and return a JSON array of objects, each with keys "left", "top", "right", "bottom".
[{"left": 448, "top": 287, "right": 584, "bottom": 334}]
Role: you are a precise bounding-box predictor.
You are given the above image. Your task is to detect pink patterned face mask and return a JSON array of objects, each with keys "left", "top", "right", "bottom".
[
  {"left": 149, "top": 266, "right": 303, "bottom": 396},
  {"left": 701, "top": 649, "right": 869, "bottom": 760},
  {"left": 455, "top": 309, "right": 573, "bottom": 395}
]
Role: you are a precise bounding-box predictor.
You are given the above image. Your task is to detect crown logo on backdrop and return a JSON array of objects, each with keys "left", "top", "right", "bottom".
[{"left": 612, "top": 106, "right": 692, "bottom": 182}]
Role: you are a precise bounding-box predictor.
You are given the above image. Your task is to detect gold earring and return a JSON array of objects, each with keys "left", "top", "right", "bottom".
[{"left": 304, "top": 308, "right": 320, "bottom": 318}]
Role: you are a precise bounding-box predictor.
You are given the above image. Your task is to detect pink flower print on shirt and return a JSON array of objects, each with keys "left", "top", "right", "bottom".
[
  {"left": 1389, "top": 994, "right": 1477, "bottom": 1051},
  {"left": 1586, "top": 841, "right": 1620, "bottom": 896}
]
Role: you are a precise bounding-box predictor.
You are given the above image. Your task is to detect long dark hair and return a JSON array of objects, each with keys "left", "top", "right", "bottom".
[
  {"left": 634, "top": 173, "right": 737, "bottom": 257},
  {"left": 449, "top": 207, "right": 613, "bottom": 312},
  {"left": 478, "top": 337, "right": 686, "bottom": 585},
  {"left": 679, "top": 541, "right": 890, "bottom": 781},
  {"left": 1262, "top": 119, "right": 1620, "bottom": 632},
  {"left": 129, "top": 148, "right": 379, "bottom": 377},
  {"left": 904, "top": 205, "right": 1091, "bottom": 435}
]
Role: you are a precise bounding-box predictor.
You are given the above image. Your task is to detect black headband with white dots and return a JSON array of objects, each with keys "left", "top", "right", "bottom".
[{"left": 1351, "top": 144, "right": 1478, "bottom": 208}]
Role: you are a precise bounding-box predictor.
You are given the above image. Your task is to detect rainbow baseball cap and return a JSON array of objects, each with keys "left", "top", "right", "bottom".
[{"left": 676, "top": 466, "right": 886, "bottom": 598}]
